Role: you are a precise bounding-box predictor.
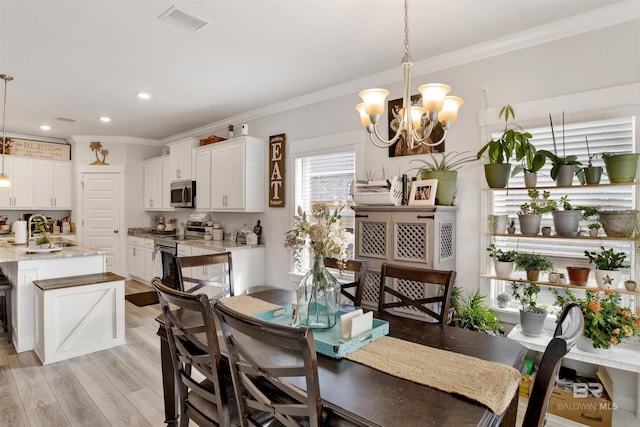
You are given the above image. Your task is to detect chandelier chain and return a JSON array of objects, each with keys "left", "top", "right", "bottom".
[{"left": 404, "top": 0, "right": 410, "bottom": 57}]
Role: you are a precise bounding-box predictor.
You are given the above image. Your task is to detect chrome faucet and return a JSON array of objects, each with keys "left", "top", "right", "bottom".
[{"left": 28, "top": 214, "right": 49, "bottom": 245}]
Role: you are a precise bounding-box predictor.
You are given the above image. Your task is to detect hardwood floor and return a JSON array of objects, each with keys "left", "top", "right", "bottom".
[{"left": 0, "top": 280, "right": 165, "bottom": 427}]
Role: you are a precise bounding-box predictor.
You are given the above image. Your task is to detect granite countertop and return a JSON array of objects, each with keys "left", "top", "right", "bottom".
[
  {"left": 127, "top": 228, "right": 264, "bottom": 250},
  {"left": 0, "top": 238, "right": 106, "bottom": 263}
]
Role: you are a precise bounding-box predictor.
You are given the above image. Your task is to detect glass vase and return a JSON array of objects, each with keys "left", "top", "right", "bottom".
[{"left": 296, "top": 255, "right": 340, "bottom": 329}]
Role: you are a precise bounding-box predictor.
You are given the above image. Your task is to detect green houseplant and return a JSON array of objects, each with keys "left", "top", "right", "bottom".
[
  {"left": 582, "top": 136, "right": 603, "bottom": 185},
  {"left": 410, "top": 151, "right": 477, "bottom": 205},
  {"left": 518, "top": 189, "right": 555, "bottom": 235},
  {"left": 550, "top": 195, "right": 582, "bottom": 236},
  {"left": 584, "top": 246, "right": 628, "bottom": 290},
  {"left": 553, "top": 288, "right": 640, "bottom": 350},
  {"left": 511, "top": 280, "right": 548, "bottom": 336},
  {"left": 448, "top": 287, "right": 504, "bottom": 335},
  {"left": 511, "top": 137, "right": 545, "bottom": 188},
  {"left": 538, "top": 113, "right": 585, "bottom": 186},
  {"left": 477, "top": 105, "right": 531, "bottom": 188},
  {"left": 514, "top": 252, "right": 553, "bottom": 281},
  {"left": 487, "top": 243, "right": 517, "bottom": 278}
]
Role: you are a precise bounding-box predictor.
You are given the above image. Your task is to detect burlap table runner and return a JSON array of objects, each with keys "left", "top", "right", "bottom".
[
  {"left": 220, "top": 295, "right": 281, "bottom": 316},
  {"left": 345, "top": 336, "right": 521, "bottom": 415}
]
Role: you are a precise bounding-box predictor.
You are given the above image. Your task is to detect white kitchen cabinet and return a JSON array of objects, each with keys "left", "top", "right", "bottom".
[
  {"left": 194, "top": 148, "right": 211, "bottom": 210},
  {"left": 210, "top": 137, "right": 265, "bottom": 212},
  {"left": 127, "top": 236, "right": 154, "bottom": 284},
  {"left": 143, "top": 156, "right": 174, "bottom": 211},
  {"left": 34, "top": 160, "right": 72, "bottom": 209},
  {"left": 168, "top": 138, "right": 198, "bottom": 181},
  {"left": 0, "top": 156, "right": 35, "bottom": 209}
]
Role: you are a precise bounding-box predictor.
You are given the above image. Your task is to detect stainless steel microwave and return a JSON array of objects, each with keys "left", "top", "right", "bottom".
[{"left": 170, "top": 180, "right": 196, "bottom": 208}]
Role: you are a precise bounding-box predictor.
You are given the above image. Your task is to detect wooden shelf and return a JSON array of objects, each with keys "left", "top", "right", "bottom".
[
  {"left": 484, "top": 182, "right": 638, "bottom": 191},
  {"left": 489, "top": 233, "right": 635, "bottom": 241},
  {"left": 482, "top": 274, "right": 640, "bottom": 296}
]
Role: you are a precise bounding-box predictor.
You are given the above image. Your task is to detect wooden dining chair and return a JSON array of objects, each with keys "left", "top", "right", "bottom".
[
  {"left": 377, "top": 262, "right": 456, "bottom": 323},
  {"left": 176, "top": 252, "right": 234, "bottom": 299},
  {"left": 324, "top": 257, "right": 368, "bottom": 309},
  {"left": 152, "top": 278, "right": 235, "bottom": 427},
  {"left": 522, "top": 302, "right": 584, "bottom": 427},
  {"left": 213, "top": 301, "right": 359, "bottom": 427}
]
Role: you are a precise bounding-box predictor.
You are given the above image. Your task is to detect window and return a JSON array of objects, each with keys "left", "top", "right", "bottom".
[
  {"left": 487, "top": 116, "right": 636, "bottom": 309},
  {"left": 293, "top": 150, "right": 356, "bottom": 270}
]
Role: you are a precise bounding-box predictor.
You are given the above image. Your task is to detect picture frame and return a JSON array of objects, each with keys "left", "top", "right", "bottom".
[
  {"left": 408, "top": 179, "right": 438, "bottom": 206},
  {"left": 387, "top": 96, "right": 445, "bottom": 158}
]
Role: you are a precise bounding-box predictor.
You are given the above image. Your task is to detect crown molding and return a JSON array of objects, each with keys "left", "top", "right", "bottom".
[
  {"left": 67, "top": 135, "right": 161, "bottom": 146},
  {"left": 162, "top": 0, "right": 639, "bottom": 144}
]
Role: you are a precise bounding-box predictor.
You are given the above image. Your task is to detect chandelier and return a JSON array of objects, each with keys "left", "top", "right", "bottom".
[
  {"left": 0, "top": 74, "right": 13, "bottom": 188},
  {"left": 355, "top": 0, "right": 463, "bottom": 150}
]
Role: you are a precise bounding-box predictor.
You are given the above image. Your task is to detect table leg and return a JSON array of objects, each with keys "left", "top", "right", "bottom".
[
  {"left": 159, "top": 327, "right": 179, "bottom": 427},
  {"left": 501, "top": 390, "right": 518, "bottom": 427}
]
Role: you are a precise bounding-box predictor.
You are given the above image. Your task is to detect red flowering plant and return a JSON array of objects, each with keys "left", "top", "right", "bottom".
[{"left": 552, "top": 288, "right": 640, "bottom": 349}]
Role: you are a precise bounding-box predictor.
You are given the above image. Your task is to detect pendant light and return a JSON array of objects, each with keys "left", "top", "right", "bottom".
[
  {"left": 356, "top": 0, "right": 463, "bottom": 150},
  {"left": 0, "top": 74, "right": 13, "bottom": 188}
]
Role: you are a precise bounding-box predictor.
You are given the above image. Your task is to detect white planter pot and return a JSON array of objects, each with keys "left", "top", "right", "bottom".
[
  {"left": 518, "top": 214, "right": 542, "bottom": 235},
  {"left": 524, "top": 172, "right": 537, "bottom": 188},
  {"left": 577, "top": 335, "right": 611, "bottom": 353},
  {"left": 548, "top": 272, "right": 559, "bottom": 283},
  {"left": 494, "top": 261, "right": 514, "bottom": 279},
  {"left": 488, "top": 214, "right": 508, "bottom": 235},
  {"left": 594, "top": 269, "right": 621, "bottom": 290}
]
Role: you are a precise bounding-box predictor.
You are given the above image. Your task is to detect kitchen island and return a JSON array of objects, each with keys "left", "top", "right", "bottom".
[{"left": 0, "top": 239, "right": 108, "bottom": 353}]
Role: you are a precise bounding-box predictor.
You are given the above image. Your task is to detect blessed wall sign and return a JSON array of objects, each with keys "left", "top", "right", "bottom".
[
  {"left": 3, "top": 137, "right": 71, "bottom": 160},
  {"left": 269, "top": 133, "right": 286, "bottom": 208}
]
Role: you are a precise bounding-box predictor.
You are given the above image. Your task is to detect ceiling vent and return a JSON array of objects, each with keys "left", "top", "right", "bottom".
[
  {"left": 55, "top": 116, "right": 77, "bottom": 123},
  {"left": 158, "top": 6, "right": 209, "bottom": 32}
]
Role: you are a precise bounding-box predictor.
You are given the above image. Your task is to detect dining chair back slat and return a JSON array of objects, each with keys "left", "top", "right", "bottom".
[
  {"left": 152, "top": 278, "right": 233, "bottom": 427},
  {"left": 377, "top": 263, "right": 455, "bottom": 324},
  {"left": 213, "top": 300, "right": 322, "bottom": 426},
  {"left": 324, "top": 257, "right": 368, "bottom": 308},
  {"left": 522, "top": 302, "right": 584, "bottom": 427},
  {"left": 176, "top": 252, "right": 234, "bottom": 298}
]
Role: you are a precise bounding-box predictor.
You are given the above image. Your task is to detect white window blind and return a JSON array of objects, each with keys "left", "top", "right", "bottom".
[
  {"left": 492, "top": 116, "right": 636, "bottom": 264},
  {"left": 293, "top": 151, "right": 356, "bottom": 270}
]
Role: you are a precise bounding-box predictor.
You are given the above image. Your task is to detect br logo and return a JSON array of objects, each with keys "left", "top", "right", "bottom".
[{"left": 573, "top": 383, "right": 603, "bottom": 398}]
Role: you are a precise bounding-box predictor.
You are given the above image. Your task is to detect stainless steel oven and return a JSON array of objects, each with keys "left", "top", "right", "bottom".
[{"left": 154, "top": 236, "right": 180, "bottom": 290}]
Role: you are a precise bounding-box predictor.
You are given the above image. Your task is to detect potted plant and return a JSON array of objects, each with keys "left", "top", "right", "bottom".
[
  {"left": 511, "top": 135, "right": 545, "bottom": 188},
  {"left": 548, "top": 270, "right": 560, "bottom": 283},
  {"left": 551, "top": 195, "right": 581, "bottom": 236},
  {"left": 601, "top": 151, "right": 640, "bottom": 183},
  {"left": 588, "top": 222, "right": 601, "bottom": 237},
  {"left": 487, "top": 243, "right": 517, "bottom": 278},
  {"left": 553, "top": 288, "right": 640, "bottom": 351},
  {"left": 518, "top": 189, "right": 555, "bottom": 235},
  {"left": 410, "top": 151, "right": 477, "bottom": 206},
  {"left": 624, "top": 279, "right": 637, "bottom": 292},
  {"left": 507, "top": 217, "right": 516, "bottom": 234},
  {"left": 584, "top": 246, "right": 628, "bottom": 290},
  {"left": 448, "top": 287, "right": 504, "bottom": 335},
  {"left": 566, "top": 266, "right": 591, "bottom": 285},
  {"left": 513, "top": 252, "right": 553, "bottom": 281},
  {"left": 476, "top": 105, "right": 530, "bottom": 188},
  {"left": 487, "top": 214, "right": 508, "bottom": 235},
  {"left": 541, "top": 226, "right": 551, "bottom": 236},
  {"left": 599, "top": 209, "right": 638, "bottom": 238},
  {"left": 558, "top": 273, "right": 567, "bottom": 285},
  {"left": 582, "top": 136, "right": 603, "bottom": 185},
  {"left": 496, "top": 292, "right": 511, "bottom": 308},
  {"left": 512, "top": 281, "right": 548, "bottom": 337},
  {"left": 538, "top": 113, "right": 585, "bottom": 186}
]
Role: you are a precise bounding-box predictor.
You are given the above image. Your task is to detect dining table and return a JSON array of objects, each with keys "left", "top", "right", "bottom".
[{"left": 156, "top": 289, "right": 528, "bottom": 427}]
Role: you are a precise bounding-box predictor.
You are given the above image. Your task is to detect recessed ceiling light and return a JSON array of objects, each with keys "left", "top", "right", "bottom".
[
  {"left": 40, "top": 125, "right": 51, "bottom": 130},
  {"left": 137, "top": 92, "right": 151, "bottom": 100},
  {"left": 100, "top": 117, "right": 111, "bottom": 123}
]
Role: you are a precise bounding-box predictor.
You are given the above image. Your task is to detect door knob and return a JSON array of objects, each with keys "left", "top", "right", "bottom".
[{"left": 114, "top": 229, "right": 119, "bottom": 234}]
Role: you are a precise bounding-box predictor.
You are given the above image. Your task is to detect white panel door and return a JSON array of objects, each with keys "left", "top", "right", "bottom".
[{"left": 82, "top": 173, "right": 122, "bottom": 273}]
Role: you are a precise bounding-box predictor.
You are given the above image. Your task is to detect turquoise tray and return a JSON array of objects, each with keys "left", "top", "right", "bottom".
[{"left": 253, "top": 306, "right": 389, "bottom": 359}]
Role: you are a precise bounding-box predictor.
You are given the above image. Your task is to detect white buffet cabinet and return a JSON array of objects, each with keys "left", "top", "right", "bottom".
[{"left": 127, "top": 236, "right": 155, "bottom": 284}]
